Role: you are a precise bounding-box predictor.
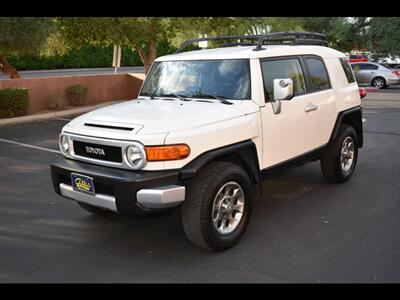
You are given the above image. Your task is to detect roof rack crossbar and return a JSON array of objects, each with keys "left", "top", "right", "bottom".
[
  {"left": 175, "top": 35, "right": 261, "bottom": 53},
  {"left": 254, "top": 31, "right": 328, "bottom": 51},
  {"left": 176, "top": 32, "right": 328, "bottom": 54}
]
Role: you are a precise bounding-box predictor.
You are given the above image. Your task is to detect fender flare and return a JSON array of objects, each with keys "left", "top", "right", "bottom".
[
  {"left": 179, "top": 140, "right": 261, "bottom": 190},
  {"left": 330, "top": 106, "right": 363, "bottom": 148}
]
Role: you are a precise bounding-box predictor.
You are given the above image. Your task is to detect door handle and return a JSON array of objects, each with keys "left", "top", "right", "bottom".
[{"left": 304, "top": 103, "right": 318, "bottom": 112}]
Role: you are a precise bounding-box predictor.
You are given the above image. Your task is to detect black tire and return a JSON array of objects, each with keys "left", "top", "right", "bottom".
[
  {"left": 77, "top": 202, "right": 113, "bottom": 216},
  {"left": 320, "top": 124, "right": 359, "bottom": 183},
  {"left": 181, "top": 161, "right": 253, "bottom": 252},
  {"left": 371, "top": 77, "right": 386, "bottom": 89}
]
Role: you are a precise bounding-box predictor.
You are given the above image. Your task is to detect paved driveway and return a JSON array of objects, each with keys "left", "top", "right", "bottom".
[{"left": 0, "top": 92, "right": 399, "bottom": 283}]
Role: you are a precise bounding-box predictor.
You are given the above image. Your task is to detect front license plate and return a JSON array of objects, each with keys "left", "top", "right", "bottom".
[{"left": 71, "top": 173, "right": 95, "bottom": 195}]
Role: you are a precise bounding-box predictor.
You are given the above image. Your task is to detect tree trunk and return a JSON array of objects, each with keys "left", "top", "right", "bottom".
[
  {"left": 0, "top": 55, "right": 21, "bottom": 79},
  {"left": 136, "top": 39, "right": 157, "bottom": 75}
]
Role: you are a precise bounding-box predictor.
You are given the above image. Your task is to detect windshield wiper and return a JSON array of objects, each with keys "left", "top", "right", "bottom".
[
  {"left": 140, "top": 92, "right": 157, "bottom": 99},
  {"left": 158, "top": 93, "right": 192, "bottom": 102},
  {"left": 191, "top": 94, "right": 233, "bottom": 105}
]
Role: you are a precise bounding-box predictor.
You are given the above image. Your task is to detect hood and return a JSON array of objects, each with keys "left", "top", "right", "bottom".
[{"left": 65, "top": 99, "right": 260, "bottom": 138}]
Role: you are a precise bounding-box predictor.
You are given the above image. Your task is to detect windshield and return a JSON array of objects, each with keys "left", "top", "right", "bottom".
[{"left": 140, "top": 59, "right": 251, "bottom": 100}]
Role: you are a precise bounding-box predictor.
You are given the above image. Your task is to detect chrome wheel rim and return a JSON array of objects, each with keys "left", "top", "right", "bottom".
[
  {"left": 212, "top": 181, "right": 245, "bottom": 235},
  {"left": 373, "top": 78, "right": 384, "bottom": 88},
  {"left": 340, "top": 136, "right": 355, "bottom": 172}
]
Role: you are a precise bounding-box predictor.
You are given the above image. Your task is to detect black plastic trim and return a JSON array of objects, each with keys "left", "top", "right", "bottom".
[
  {"left": 84, "top": 123, "right": 134, "bottom": 131},
  {"left": 50, "top": 156, "right": 180, "bottom": 215},
  {"left": 260, "top": 145, "right": 327, "bottom": 180},
  {"left": 330, "top": 106, "right": 363, "bottom": 148},
  {"left": 180, "top": 140, "right": 261, "bottom": 186}
]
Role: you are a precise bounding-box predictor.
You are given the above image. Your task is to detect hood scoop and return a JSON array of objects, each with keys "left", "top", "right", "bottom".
[
  {"left": 85, "top": 123, "right": 134, "bottom": 131},
  {"left": 80, "top": 119, "right": 144, "bottom": 135}
]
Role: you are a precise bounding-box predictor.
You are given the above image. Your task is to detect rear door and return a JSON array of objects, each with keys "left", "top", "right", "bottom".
[
  {"left": 302, "top": 56, "right": 336, "bottom": 147},
  {"left": 352, "top": 63, "right": 375, "bottom": 84}
]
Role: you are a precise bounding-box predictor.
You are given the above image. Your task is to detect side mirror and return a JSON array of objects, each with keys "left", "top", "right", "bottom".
[
  {"left": 271, "top": 79, "right": 294, "bottom": 114},
  {"left": 273, "top": 78, "right": 294, "bottom": 101}
]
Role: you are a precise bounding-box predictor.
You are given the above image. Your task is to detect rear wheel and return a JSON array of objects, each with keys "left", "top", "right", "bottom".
[
  {"left": 320, "top": 124, "right": 359, "bottom": 183},
  {"left": 181, "top": 161, "right": 253, "bottom": 251},
  {"left": 371, "top": 77, "right": 386, "bottom": 89}
]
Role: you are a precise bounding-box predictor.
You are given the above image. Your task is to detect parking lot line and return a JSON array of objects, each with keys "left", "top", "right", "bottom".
[{"left": 0, "top": 138, "right": 61, "bottom": 154}]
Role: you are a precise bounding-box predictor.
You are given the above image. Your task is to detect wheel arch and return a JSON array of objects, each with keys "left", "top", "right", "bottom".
[
  {"left": 330, "top": 106, "right": 363, "bottom": 148},
  {"left": 371, "top": 76, "right": 386, "bottom": 87},
  {"left": 179, "top": 140, "right": 262, "bottom": 195}
]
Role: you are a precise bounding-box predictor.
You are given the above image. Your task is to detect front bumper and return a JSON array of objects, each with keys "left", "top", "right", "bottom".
[{"left": 50, "top": 156, "right": 185, "bottom": 215}]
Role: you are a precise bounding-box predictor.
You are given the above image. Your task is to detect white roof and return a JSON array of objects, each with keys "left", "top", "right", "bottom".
[{"left": 156, "top": 45, "right": 345, "bottom": 62}]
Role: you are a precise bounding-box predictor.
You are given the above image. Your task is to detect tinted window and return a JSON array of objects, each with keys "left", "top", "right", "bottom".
[
  {"left": 305, "top": 58, "right": 330, "bottom": 91},
  {"left": 350, "top": 55, "right": 359, "bottom": 59},
  {"left": 363, "top": 63, "right": 379, "bottom": 70},
  {"left": 260, "top": 58, "right": 306, "bottom": 100},
  {"left": 339, "top": 58, "right": 356, "bottom": 83},
  {"left": 141, "top": 59, "right": 251, "bottom": 100}
]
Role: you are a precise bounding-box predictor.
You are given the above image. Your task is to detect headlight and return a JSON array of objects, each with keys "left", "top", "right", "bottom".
[
  {"left": 59, "top": 134, "right": 69, "bottom": 155},
  {"left": 126, "top": 142, "right": 147, "bottom": 169}
]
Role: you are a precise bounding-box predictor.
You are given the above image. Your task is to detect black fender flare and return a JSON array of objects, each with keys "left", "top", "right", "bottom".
[
  {"left": 330, "top": 106, "right": 363, "bottom": 148},
  {"left": 179, "top": 140, "right": 262, "bottom": 193}
]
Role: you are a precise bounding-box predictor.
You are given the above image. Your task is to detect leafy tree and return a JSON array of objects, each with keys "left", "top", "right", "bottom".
[
  {"left": 366, "top": 17, "right": 400, "bottom": 55},
  {"left": 58, "top": 17, "right": 176, "bottom": 74},
  {"left": 0, "top": 17, "right": 55, "bottom": 78}
]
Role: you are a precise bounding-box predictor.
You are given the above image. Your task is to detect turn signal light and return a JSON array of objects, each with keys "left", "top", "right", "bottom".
[{"left": 145, "top": 144, "right": 190, "bottom": 161}]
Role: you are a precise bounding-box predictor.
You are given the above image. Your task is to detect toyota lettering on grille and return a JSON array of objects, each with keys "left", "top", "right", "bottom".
[{"left": 85, "top": 146, "right": 106, "bottom": 156}]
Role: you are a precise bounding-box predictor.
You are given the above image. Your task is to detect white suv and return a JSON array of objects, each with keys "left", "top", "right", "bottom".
[{"left": 50, "top": 32, "right": 363, "bottom": 251}]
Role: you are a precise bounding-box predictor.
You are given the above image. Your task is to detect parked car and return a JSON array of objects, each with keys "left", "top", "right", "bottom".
[
  {"left": 379, "top": 56, "right": 400, "bottom": 64},
  {"left": 351, "top": 62, "right": 400, "bottom": 88},
  {"left": 50, "top": 32, "right": 364, "bottom": 251},
  {"left": 348, "top": 54, "right": 369, "bottom": 63}
]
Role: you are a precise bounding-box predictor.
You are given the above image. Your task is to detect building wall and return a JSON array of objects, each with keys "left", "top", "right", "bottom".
[{"left": 0, "top": 74, "right": 144, "bottom": 114}]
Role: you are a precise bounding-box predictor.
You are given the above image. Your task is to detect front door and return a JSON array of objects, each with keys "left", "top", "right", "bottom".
[{"left": 259, "top": 56, "right": 318, "bottom": 169}]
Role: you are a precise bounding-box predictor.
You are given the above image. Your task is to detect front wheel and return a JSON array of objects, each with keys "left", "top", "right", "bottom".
[{"left": 181, "top": 161, "right": 253, "bottom": 251}]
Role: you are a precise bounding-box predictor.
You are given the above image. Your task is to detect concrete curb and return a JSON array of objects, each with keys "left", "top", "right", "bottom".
[{"left": 0, "top": 100, "right": 122, "bottom": 127}]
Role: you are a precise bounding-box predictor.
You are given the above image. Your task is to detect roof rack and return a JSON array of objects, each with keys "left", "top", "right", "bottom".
[{"left": 175, "top": 32, "right": 328, "bottom": 53}]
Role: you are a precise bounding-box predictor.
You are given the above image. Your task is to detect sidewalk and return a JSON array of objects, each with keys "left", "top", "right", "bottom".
[{"left": 0, "top": 100, "right": 122, "bottom": 126}]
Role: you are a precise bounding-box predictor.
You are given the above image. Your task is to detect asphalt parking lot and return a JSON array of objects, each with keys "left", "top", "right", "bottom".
[{"left": 0, "top": 90, "right": 399, "bottom": 283}]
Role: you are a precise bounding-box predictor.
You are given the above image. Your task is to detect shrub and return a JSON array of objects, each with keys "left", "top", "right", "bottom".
[
  {"left": 6, "top": 40, "right": 176, "bottom": 71},
  {"left": 49, "top": 89, "right": 66, "bottom": 111},
  {"left": 0, "top": 87, "right": 29, "bottom": 118},
  {"left": 66, "top": 84, "right": 88, "bottom": 106}
]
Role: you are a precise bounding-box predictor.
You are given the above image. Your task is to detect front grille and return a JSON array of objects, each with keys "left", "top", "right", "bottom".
[{"left": 73, "top": 140, "right": 122, "bottom": 163}]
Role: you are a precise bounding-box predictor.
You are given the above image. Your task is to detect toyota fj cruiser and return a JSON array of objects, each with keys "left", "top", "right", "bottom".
[{"left": 50, "top": 32, "right": 363, "bottom": 251}]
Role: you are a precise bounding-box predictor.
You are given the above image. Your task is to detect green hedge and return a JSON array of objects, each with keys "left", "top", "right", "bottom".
[
  {"left": 0, "top": 87, "right": 29, "bottom": 118},
  {"left": 66, "top": 84, "right": 88, "bottom": 106},
  {"left": 8, "top": 40, "right": 176, "bottom": 71}
]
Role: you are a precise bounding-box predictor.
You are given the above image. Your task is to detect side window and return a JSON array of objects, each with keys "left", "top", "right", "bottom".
[
  {"left": 358, "top": 63, "right": 368, "bottom": 70},
  {"left": 364, "top": 64, "right": 379, "bottom": 70},
  {"left": 339, "top": 57, "right": 356, "bottom": 83},
  {"left": 304, "top": 57, "right": 331, "bottom": 91},
  {"left": 260, "top": 58, "right": 306, "bottom": 101}
]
